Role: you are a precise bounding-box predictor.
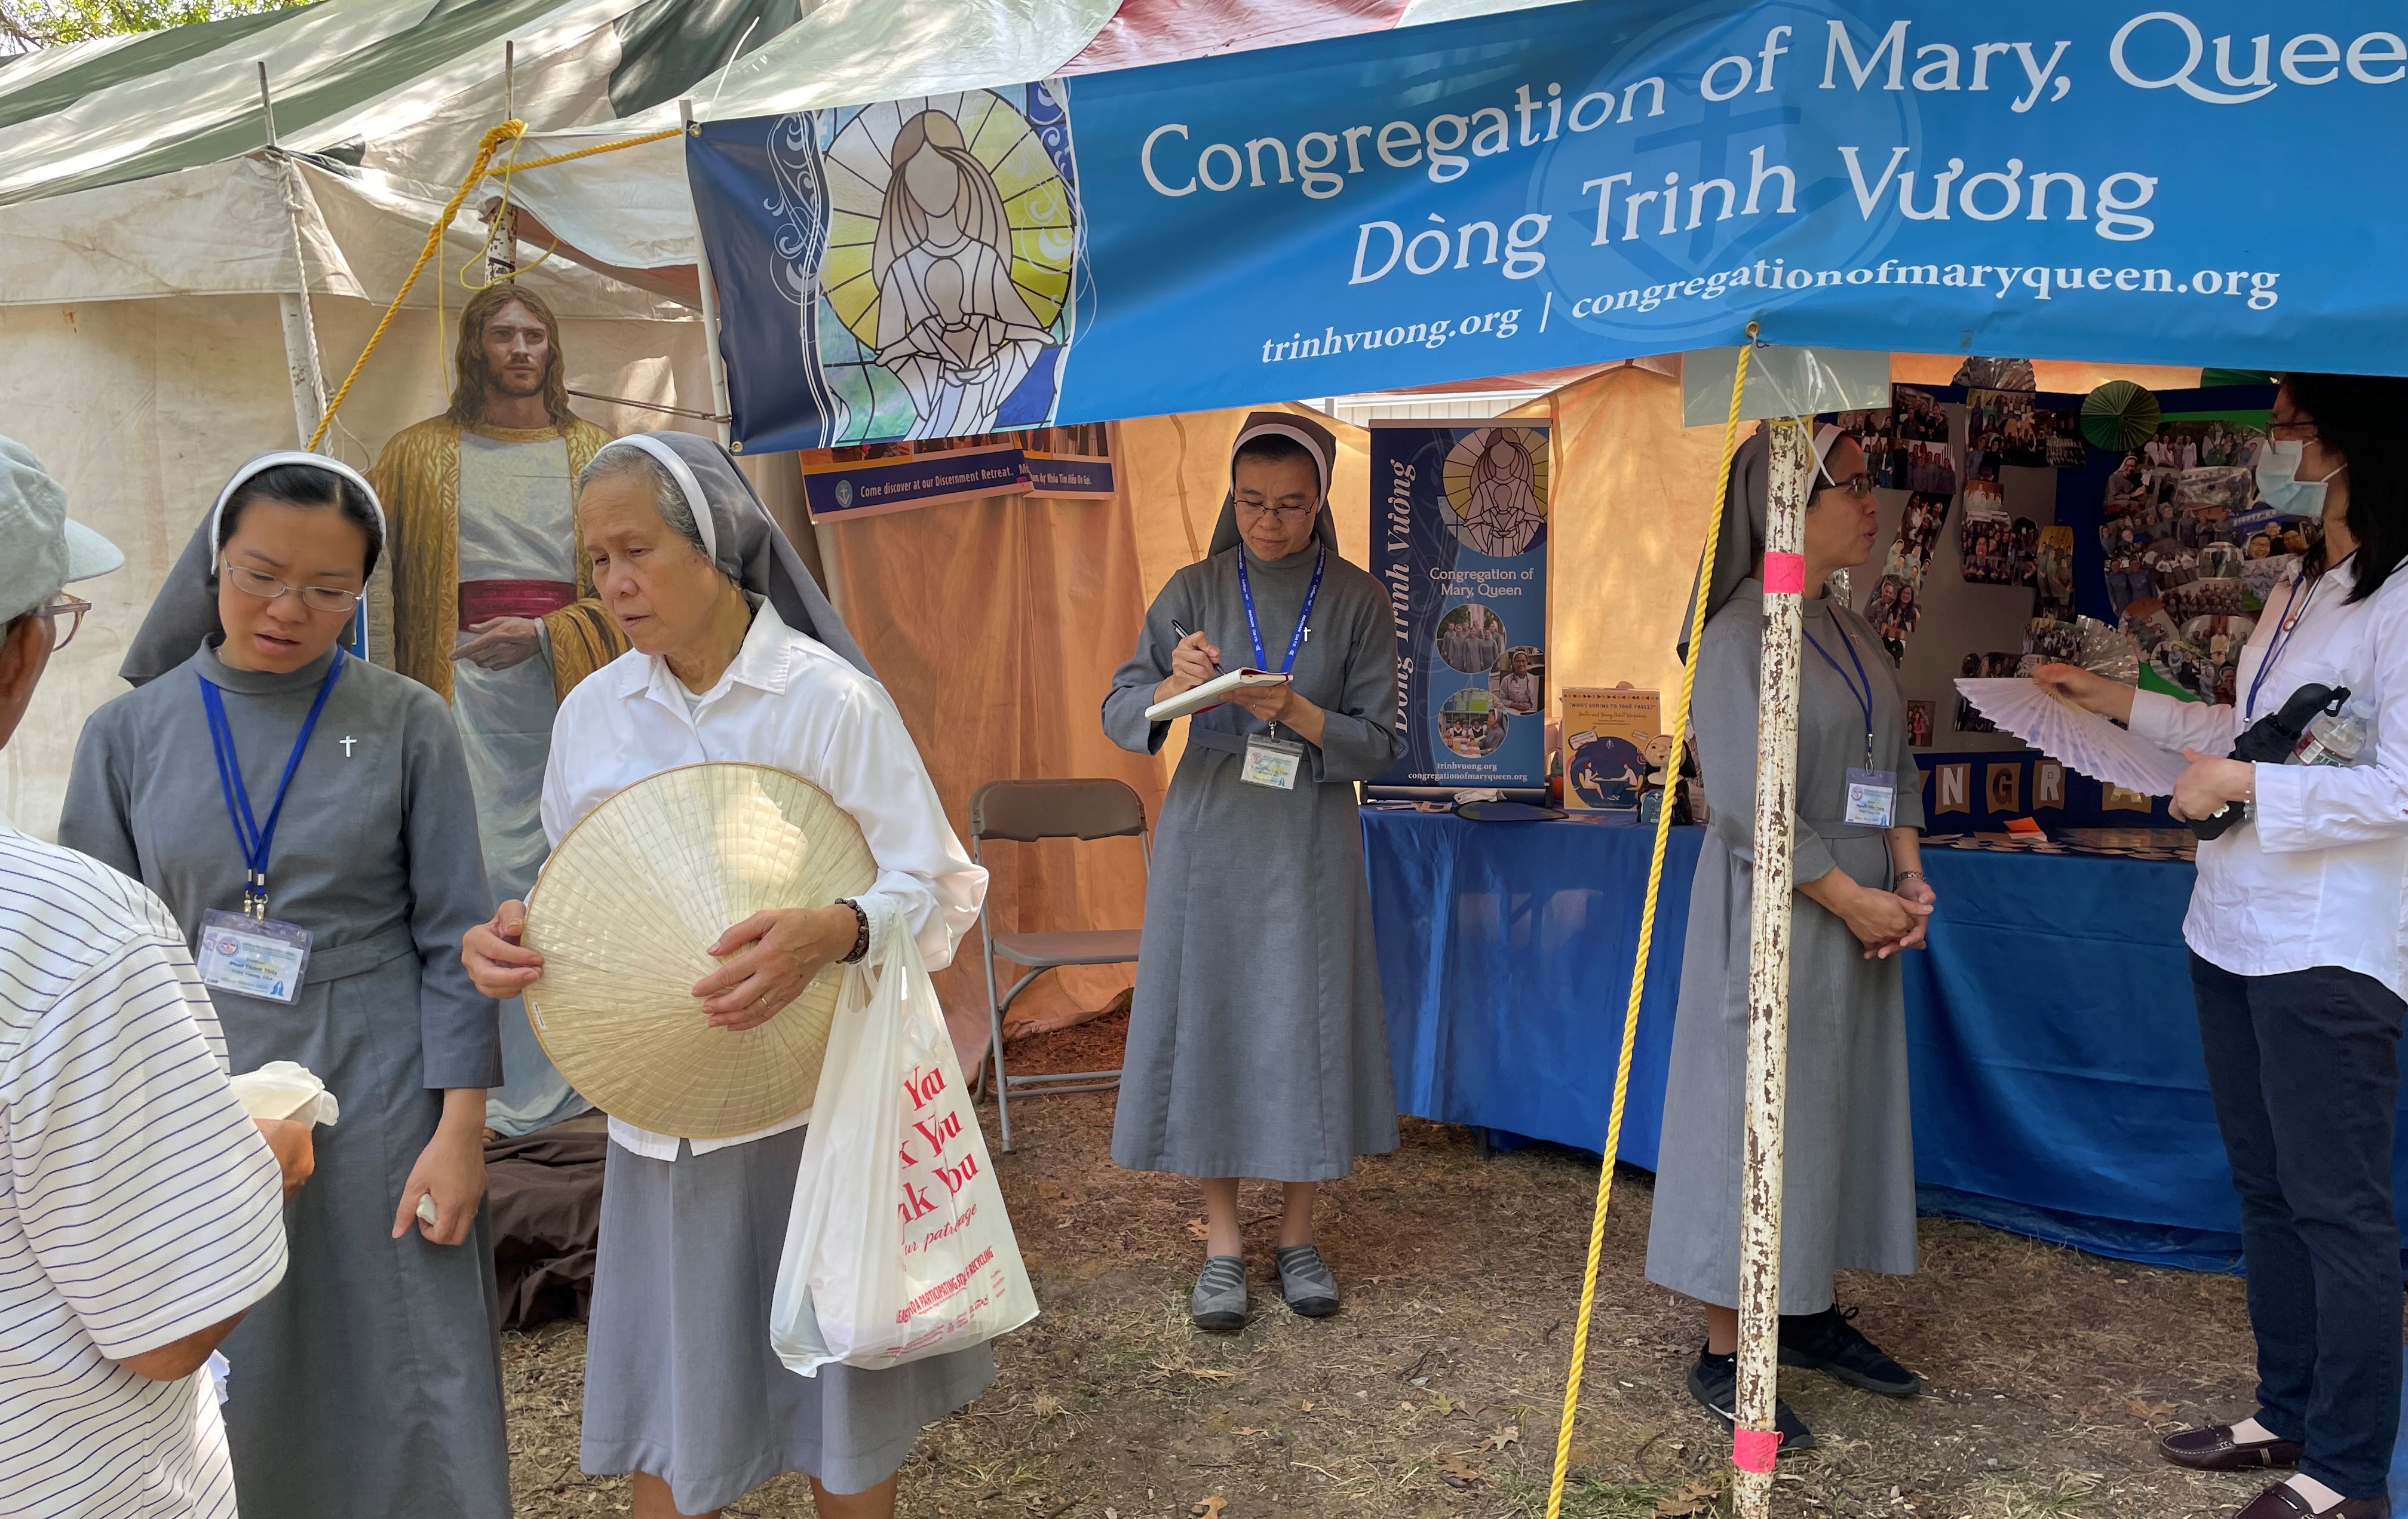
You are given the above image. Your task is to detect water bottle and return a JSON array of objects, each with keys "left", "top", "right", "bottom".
[{"left": 2294, "top": 708, "right": 2369, "bottom": 768}]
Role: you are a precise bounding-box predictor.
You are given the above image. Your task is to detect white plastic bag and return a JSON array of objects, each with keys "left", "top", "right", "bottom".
[{"left": 771, "top": 917, "right": 1037, "bottom": 1374}]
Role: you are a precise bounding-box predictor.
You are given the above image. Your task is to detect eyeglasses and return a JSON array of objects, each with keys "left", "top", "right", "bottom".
[
  {"left": 1234, "top": 501, "right": 1317, "bottom": 522},
  {"left": 1821, "top": 472, "right": 1876, "bottom": 498},
  {"left": 223, "top": 562, "right": 362, "bottom": 615},
  {"left": 34, "top": 593, "right": 90, "bottom": 652},
  {"left": 2268, "top": 420, "right": 2320, "bottom": 441}
]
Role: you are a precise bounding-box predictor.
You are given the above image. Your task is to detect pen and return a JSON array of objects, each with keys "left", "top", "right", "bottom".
[{"left": 1169, "top": 620, "right": 1223, "bottom": 674}]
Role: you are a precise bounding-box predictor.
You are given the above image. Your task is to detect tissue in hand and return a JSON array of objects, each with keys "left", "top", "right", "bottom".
[{"left": 226, "top": 1061, "right": 340, "bottom": 1126}]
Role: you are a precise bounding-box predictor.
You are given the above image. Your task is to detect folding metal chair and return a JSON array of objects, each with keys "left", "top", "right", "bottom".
[{"left": 967, "top": 779, "right": 1149, "bottom": 1151}]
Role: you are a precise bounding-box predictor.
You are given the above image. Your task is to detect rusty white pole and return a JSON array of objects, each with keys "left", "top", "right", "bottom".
[{"left": 1731, "top": 415, "right": 1813, "bottom": 1518}]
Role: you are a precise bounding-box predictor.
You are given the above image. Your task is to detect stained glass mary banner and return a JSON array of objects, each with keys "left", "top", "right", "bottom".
[{"left": 690, "top": 85, "right": 1079, "bottom": 453}]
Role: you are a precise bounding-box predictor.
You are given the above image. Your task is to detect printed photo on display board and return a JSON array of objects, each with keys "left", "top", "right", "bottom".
[
  {"left": 1835, "top": 405, "right": 1901, "bottom": 492},
  {"left": 1894, "top": 385, "right": 1950, "bottom": 444},
  {"left": 2036, "top": 525, "right": 2075, "bottom": 609},
  {"left": 1867, "top": 575, "right": 1921, "bottom": 655},
  {"left": 1959, "top": 482, "right": 2014, "bottom": 585},
  {"left": 1866, "top": 488, "right": 1952, "bottom": 659},
  {"left": 1906, "top": 700, "right": 1935, "bottom": 749}
]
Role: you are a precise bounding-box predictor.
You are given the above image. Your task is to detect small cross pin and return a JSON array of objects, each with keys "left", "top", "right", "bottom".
[{"left": 339, "top": 736, "right": 357, "bottom": 757}]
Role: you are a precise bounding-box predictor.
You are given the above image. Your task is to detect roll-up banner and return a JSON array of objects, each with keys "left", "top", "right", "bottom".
[
  {"left": 1368, "top": 420, "right": 1550, "bottom": 800},
  {"left": 687, "top": 2, "right": 2407, "bottom": 453}
]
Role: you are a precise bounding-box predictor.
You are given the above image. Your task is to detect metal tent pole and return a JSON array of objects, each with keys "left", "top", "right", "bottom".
[
  {"left": 1731, "top": 415, "right": 1814, "bottom": 1518},
  {"left": 484, "top": 42, "right": 521, "bottom": 284},
  {"left": 679, "top": 98, "right": 736, "bottom": 450},
  {"left": 259, "top": 64, "right": 329, "bottom": 453}
]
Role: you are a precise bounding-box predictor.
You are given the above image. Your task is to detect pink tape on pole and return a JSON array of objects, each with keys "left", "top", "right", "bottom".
[
  {"left": 1732, "top": 1427, "right": 1783, "bottom": 1473},
  {"left": 1761, "top": 551, "right": 1806, "bottom": 595}
]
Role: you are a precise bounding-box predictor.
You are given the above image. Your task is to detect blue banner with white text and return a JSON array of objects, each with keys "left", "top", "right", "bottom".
[
  {"left": 688, "top": 2, "right": 2408, "bottom": 452},
  {"left": 1369, "top": 421, "right": 1551, "bottom": 796}
]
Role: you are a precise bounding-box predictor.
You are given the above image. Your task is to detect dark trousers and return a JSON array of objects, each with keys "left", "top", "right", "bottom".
[{"left": 2192, "top": 953, "right": 2407, "bottom": 1497}]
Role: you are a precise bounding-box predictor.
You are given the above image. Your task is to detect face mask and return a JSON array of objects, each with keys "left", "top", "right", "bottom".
[{"left": 2255, "top": 438, "right": 2346, "bottom": 519}]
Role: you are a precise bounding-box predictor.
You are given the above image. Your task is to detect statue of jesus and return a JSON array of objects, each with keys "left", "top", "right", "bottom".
[{"left": 371, "top": 282, "right": 620, "bottom": 1133}]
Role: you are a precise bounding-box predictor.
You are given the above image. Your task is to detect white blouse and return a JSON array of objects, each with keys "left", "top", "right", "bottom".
[
  {"left": 2129, "top": 556, "right": 2408, "bottom": 1000},
  {"left": 541, "top": 599, "right": 986, "bottom": 1159}
]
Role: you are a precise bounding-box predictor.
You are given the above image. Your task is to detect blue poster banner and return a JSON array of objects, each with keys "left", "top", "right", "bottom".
[
  {"left": 689, "top": 2, "right": 2408, "bottom": 452},
  {"left": 1370, "top": 421, "right": 1550, "bottom": 796},
  {"left": 800, "top": 442, "right": 1031, "bottom": 521}
]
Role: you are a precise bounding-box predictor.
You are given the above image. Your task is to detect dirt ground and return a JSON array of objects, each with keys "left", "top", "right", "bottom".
[{"left": 505, "top": 1011, "right": 2284, "bottom": 1519}]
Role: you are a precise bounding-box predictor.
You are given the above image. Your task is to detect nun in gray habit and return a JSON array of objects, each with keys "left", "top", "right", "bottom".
[
  {"left": 464, "top": 432, "right": 992, "bottom": 1517},
  {"left": 1642, "top": 424, "right": 1936, "bottom": 1450},
  {"left": 61, "top": 453, "right": 510, "bottom": 1518},
  {"left": 1103, "top": 412, "right": 1402, "bottom": 1330}
]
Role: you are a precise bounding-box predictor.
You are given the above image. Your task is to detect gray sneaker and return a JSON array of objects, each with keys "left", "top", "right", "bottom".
[
  {"left": 1191, "top": 1255, "right": 1248, "bottom": 1331},
  {"left": 1274, "top": 1244, "right": 1340, "bottom": 1318}
]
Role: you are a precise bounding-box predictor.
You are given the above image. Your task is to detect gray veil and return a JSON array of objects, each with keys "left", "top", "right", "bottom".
[
  {"left": 1207, "top": 410, "right": 1342, "bottom": 556},
  {"left": 611, "top": 431, "right": 875, "bottom": 680},
  {"left": 1677, "top": 421, "right": 1844, "bottom": 660},
  {"left": 119, "top": 452, "right": 386, "bottom": 687}
]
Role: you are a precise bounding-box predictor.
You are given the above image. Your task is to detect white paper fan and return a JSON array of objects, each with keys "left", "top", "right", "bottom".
[
  {"left": 1952, "top": 679, "right": 2188, "bottom": 797},
  {"left": 523, "top": 762, "right": 878, "bottom": 1139}
]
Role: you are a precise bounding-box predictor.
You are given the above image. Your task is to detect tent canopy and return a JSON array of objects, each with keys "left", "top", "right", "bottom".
[{"left": 0, "top": 0, "right": 1563, "bottom": 303}]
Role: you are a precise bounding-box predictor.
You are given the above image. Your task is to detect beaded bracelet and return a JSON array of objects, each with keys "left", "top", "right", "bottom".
[{"left": 836, "top": 898, "right": 871, "bottom": 963}]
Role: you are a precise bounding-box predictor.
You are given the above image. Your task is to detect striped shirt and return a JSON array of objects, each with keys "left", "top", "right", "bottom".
[{"left": 0, "top": 824, "right": 289, "bottom": 1517}]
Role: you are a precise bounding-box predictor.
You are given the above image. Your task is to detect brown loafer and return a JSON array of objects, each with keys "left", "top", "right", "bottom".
[
  {"left": 2162, "top": 1423, "right": 2305, "bottom": 1472},
  {"left": 2234, "top": 1480, "right": 2388, "bottom": 1518}
]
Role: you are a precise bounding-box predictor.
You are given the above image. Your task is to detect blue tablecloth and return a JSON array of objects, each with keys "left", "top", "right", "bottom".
[{"left": 1363, "top": 808, "right": 2408, "bottom": 1273}]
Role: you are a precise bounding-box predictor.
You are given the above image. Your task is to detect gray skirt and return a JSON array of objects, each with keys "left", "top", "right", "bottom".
[
  {"left": 581, "top": 1128, "right": 997, "bottom": 1509},
  {"left": 1642, "top": 830, "right": 1918, "bottom": 1314}
]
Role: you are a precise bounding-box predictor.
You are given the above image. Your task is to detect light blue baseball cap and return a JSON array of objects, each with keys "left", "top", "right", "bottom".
[{"left": 0, "top": 435, "right": 122, "bottom": 624}]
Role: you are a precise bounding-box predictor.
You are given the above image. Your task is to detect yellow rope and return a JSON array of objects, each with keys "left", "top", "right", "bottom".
[
  {"left": 505, "top": 125, "right": 682, "bottom": 173},
  {"left": 305, "top": 121, "right": 686, "bottom": 452},
  {"left": 1544, "top": 322, "right": 1759, "bottom": 1519}
]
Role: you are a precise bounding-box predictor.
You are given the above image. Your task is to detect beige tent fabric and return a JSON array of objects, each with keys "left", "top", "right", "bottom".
[
  {"left": 0, "top": 291, "right": 707, "bottom": 844},
  {"left": 1540, "top": 366, "right": 1732, "bottom": 705},
  {"left": 1891, "top": 352, "right": 2204, "bottom": 393},
  {"left": 809, "top": 481, "right": 1162, "bottom": 1061}
]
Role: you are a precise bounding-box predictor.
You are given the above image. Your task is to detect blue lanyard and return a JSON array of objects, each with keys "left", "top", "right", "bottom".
[
  {"left": 2246, "top": 551, "right": 2352, "bottom": 720},
  {"left": 198, "top": 649, "right": 345, "bottom": 919},
  {"left": 1802, "top": 619, "right": 1876, "bottom": 767},
  {"left": 1236, "top": 548, "right": 1327, "bottom": 676}
]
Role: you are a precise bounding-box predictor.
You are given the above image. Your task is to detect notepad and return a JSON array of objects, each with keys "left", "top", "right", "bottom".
[{"left": 1144, "top": 668, "right": 1291, "bottom": 723}]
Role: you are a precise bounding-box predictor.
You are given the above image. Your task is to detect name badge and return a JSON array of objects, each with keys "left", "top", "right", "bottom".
[
  {"left": 1241, "top": 735, "right": 1306, "bottom": 790},
  {"left": 1844, "top": 767, "right": 1897, "bottom": 829},
  {"left": 196, "top": 909, "right": 312, "bottom": 1004}
]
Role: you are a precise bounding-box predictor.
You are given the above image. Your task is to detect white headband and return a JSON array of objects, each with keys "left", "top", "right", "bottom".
[
  {"left": 1811, "top": 421, "right": 1846, "bottom": 489},
  {"left": 1232, "top": 420, "right": 1331, "bottom": 501},
  {"left": 609, "top": 434, "right": 720, "bottom": 565},
  {"left": 210, "top": 451, "right": 387, "bottom": 571}
]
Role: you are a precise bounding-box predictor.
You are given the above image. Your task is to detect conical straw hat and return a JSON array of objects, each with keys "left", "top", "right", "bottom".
[{"left": 523, "top": 762, "right": 878, "bottom": 1139}]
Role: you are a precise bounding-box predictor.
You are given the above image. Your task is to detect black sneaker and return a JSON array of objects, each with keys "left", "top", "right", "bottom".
[
  {"left": 1686, "top": 1346, "right": 1815, "bottom": 1453},
  {"left": 1778, "top": 1307, "right": 1923, "bottom": 1397}
]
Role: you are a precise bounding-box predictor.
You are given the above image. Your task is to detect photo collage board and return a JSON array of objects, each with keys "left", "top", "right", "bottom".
[
  {"left": 1835, "top": 383, "right": 2087, "bottom": 722},
  {"left": 2097, "top": 410, "right": 2299, "bottom": 710},
  {"left": 1837, "top": 380, "right": 2282, "bottom": 757}
]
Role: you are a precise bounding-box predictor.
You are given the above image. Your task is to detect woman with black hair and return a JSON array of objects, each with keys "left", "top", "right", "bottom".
[
  {"left": 1103, "top": 412, "right": 1404, "bottom": 1332},
  {"left": 60, "top": 455, "right": 510, "bottom": 1518},
  {"left": 2039, "top": 373, "right": 2408, "bottom": 1519}
]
